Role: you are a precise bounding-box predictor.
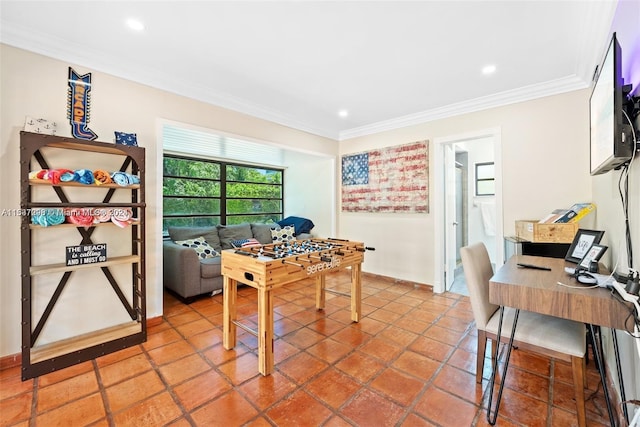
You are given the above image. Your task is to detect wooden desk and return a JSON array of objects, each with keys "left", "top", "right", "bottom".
[
  {"left": 490, "top": 255, "right": 629, "bottom": 330},
  {"left": 221, "top": 239, "right": 365, "bottom": 376},
  {"left": 489, "top": 255, "right": 632, "bottom": 426}
]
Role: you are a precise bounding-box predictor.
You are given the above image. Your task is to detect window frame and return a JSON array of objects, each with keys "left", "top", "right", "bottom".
[
  {"left": 475, "top": 161, "right": 495, "bottom": 196},
  {"left": 163, "top": 154, "right": 284, "bottom": 234}
]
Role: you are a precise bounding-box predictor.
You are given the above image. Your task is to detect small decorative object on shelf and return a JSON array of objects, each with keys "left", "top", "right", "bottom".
[
  {"left": 67, "top": 67, "right": 98, "bottom": 140},
  {"left": 24, "top": 117, "right": 57, "bottom": 135},
  {"left": 115, "top": 131, "right": 138, "bottom": 146},
  {"left": 66, "top": 243, "right": 107, "bottom": 266}
]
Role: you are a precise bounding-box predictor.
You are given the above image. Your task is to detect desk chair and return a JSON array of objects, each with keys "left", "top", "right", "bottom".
[{"left": 460, "top": 242, "right": 588, "bottom": 426}]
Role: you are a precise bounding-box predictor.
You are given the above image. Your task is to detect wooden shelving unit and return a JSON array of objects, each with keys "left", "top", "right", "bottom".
[{"left": 20, "top": 131, "right": 146, "bottom": 380}]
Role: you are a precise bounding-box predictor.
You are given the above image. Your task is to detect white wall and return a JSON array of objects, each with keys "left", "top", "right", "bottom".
[
  {"left": 339, "top": 89, "right": 592, "bottom": 285},
  {"left": 0, "top": 44, "right": 338, "bottom": 357},
  {"left": 283, "top": 150, "right": 336, "bottom": 238}
]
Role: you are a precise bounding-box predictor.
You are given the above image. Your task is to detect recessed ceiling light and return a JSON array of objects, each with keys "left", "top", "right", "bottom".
[
  {"left": 338, "top": 110, "right": 349, "bottom": 118},
  {"left": 126, "top": 18, "right": 145, "bottom": 32},
  {"left": 482, "top": 65, "right": 497, "bottom": 75}
]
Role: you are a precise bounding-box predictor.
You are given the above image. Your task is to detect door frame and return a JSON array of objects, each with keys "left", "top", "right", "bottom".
[{"left": 433, "top": 127, "right": 504, "bottom": 294}]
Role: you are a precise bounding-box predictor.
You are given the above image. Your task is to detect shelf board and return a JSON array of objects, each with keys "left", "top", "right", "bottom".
[
  {"left": 44, "top": 140, "right": 139, "bottom": 155},
  {"left": 30, "top": 321, "right": 142, "bottom": 364},
  {"left": 26, "top": 202, "right": 145, "bottom": 208},
  {"left": 29, "top": 178, "right": 139, "bottom": 189},
  {"left": 30, "top": 255, "right": 140, "bottom": 276},
  {"left": 21, "top": 132, "right": 143, "bottom": 156},
  {"left": 30, "top": 220, "right": 141, "bottom": 230}
]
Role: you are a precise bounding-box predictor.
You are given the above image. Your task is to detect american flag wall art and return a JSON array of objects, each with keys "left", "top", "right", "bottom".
[{"left": 341, "top": 140, "right": 429, "bottom": 213}]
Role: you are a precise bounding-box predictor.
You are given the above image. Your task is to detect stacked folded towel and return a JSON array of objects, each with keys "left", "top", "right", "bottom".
[
  {"left": 110, "top": 208, "right": 134, "bottom": 228},
  {"left": 29, "top": 169, "right": 140, "bottom": 186},
  {"left": 31, "top": 208, "right": 65, "bottom": 227},
  {"left": 31, "top": 207, "right": 135, "bottom": 228},
  {"left": 66, "top": 207, "right": 135, "bottom": 228},
  {"left": 93, "top": 169, "right": 112, "bottom": 185},
  {"left": 110, "top": 172, "right": 140, "bottom": 186},
  {"left": 65, "top": 208, "right": 95, "bottom": 227}
]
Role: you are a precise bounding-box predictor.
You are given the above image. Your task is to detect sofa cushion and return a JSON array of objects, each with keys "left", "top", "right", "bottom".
[
  {"left": 271, "top": 225, "right": 295, "bottom": 242},
  {"left": 277, "top": 216, "right": 315, "bottom": 236},
  {"left": 174, "top": 236, "right": 219, "bottom": 259},
  {"left": 218, "top": 223, "right": 253, "bottom": 249},
  {"left": 200, "top": 256, "right": 222, "bottom": 279},
  {"left": 168, "top": 226, "right": 222, "bottom": 252},
  {"left": 251, "top": 223, "right": 279, "bottom": 244}
]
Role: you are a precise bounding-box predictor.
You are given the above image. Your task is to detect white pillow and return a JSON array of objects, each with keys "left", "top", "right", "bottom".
[
  {"left": 271, "top": 225, "right": 295, "bottom": 242},
  {"left": 174, "top": 236, "right": 219, "bottom": 259}
]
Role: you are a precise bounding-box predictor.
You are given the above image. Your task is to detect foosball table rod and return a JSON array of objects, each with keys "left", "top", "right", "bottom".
[
  {"left": 325, "top": 288, "right": 351, "bottom": 298},
  {"left": 232, "top": 320, "right": 258, "bottom": 337},
  {"left": 281, "top": 259, "right": 305, "bottom": 268}
]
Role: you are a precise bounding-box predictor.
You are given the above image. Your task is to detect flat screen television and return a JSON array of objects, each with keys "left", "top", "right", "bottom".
[{"left": 589, "top": 32, "right": 634, "bottom": 176}]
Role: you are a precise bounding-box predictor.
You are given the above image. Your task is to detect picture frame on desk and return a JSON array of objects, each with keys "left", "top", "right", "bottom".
[
  {"left": 578, "top": 244, "right": 608, "bottom": 271},
  {"left": 565, "top": 229, "right": 605, "bottom": 263}
]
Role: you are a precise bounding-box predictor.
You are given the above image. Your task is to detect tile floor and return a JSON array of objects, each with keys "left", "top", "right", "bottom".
[{"left": 1, "top": 270, "right": 611, "bottom": 426}]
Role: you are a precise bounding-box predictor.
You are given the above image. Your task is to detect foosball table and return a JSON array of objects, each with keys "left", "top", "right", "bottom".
[{"left": 222, "top": 238, "right": 371, "bottom": 375}]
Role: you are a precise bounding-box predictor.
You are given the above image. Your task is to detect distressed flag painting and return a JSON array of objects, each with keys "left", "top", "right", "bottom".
[{"left": 341, "top": 140, "right": 429, "bottom": 213}]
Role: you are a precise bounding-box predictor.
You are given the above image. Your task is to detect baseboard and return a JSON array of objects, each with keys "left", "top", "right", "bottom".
[
  {"left": 0, "top": 353, "right": 21, "bottom": 371},
  {"left": 360, "top": 270, "right": 433, "bottom": 291},
  {"left": 0, "top": 316, "right": 164, "bottom": 372},
  {"left": 147, "top": 316, "right": 163, "bottom": 328}
]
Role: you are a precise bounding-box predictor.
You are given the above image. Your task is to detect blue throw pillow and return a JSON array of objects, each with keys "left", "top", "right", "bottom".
[{"left": 115, "top": 131, "right": 138, "bottom": 146}]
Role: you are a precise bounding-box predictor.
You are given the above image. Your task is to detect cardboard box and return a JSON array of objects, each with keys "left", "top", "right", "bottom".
[{"left": 515, "top": 220, "right": 580, "bottom": 243}]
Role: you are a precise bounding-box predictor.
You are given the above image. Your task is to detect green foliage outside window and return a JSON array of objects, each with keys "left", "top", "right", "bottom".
[
  {"left": 164, "top": 157, "right": 220, "bottom": 178},
  {"left": 163, "top": 177, "right": 220, "bottom": 197},
  {"left": 226, "top": 165, "right": 281, "bottom": 184},
  {"left": 227, "top": 182, "right": 281, "bottom": 198},
  {"left": 163, "top": 155, "right": 283, "bottom": 233}
]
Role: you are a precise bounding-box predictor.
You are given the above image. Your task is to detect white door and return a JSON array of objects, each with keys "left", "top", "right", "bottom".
[{"left": 444, "top": 143, "right": 457, "bottom": 291}]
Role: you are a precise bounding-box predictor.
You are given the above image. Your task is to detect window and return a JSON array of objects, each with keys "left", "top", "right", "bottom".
[
  {"left": 163, "top": 154, "right": 283, "bottom": 233},
  {"left": 475, "top": 162, "right": 495, "bottom": 196}
]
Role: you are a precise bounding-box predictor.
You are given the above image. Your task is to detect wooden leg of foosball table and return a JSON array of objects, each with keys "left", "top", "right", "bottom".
[
  {"left": 315, "top": 274, "right": 326, "bottom": 310},
  {"left": 351, "top": 264, "right": 362, "bottom": 322},
  {"left": 258, "top": 288, "right": 275, "bottom": 376},
  {"left": 223, "top": 275, "right": 237, "bottom": 350}
]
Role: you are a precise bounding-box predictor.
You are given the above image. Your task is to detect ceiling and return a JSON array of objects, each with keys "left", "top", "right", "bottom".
[{"left": 0, "top": 1, "right": 617, "bottom": 140}]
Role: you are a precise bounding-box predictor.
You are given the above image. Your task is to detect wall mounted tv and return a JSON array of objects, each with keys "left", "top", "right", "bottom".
[{"left": 589, "top": 32, "right": 634, "bottom": 176}]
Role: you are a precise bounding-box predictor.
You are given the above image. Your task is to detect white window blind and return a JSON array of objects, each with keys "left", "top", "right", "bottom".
[{"left": 162, "top": 124, "right": 285, "bottom": 167}]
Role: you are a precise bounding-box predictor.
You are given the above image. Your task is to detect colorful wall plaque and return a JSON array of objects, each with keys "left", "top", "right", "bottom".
[{"left": 67, "top": 67, "right": 97, "bottom": 140}]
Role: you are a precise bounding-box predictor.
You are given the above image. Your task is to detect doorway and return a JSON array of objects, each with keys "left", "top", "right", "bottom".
[
  {"left": 449, "top": 152, "right": 469, "bottom": 294},
  {"left": 433, "top": 128, "right": 504, "bottom": 294}
]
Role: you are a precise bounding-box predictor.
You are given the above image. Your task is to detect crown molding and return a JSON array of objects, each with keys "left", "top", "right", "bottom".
[
  {"left": 338, "top": 75, "right": 590, "bottom": 141},
  {"left": 0, "top": 21, "right": 340, "bottom": 141}
]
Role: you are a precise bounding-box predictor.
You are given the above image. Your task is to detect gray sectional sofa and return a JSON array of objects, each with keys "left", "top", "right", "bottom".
[{"left": 163, "top": 222, "right": 310, "bottom": 302}]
